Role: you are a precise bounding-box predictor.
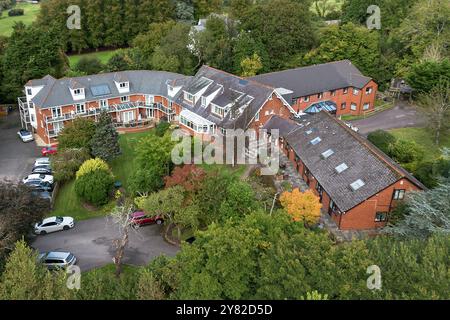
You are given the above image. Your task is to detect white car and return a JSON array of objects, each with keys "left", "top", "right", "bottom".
[
  {"left": 17, "top": 129, "right": 34, "bottom": 142},
  {"left": 34, "top": 157, "right": 51, "bottom": 167},
  {"left": 34, "top": 216, "right": 75, "bottom": 235},
  {"left": 22, "top": 173, "right": 54, "bottom": 185}
]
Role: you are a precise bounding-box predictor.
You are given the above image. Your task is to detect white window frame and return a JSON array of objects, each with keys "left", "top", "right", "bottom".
[
  {"left": 119, "top": 82, "right": 129, "bottom": 89},
  {"left": 76, "top": 103, "right": 86, "bottom": 114},
  {"left": 99, "top": 99, "right": 108, "bottom": 108},
  {"left": 120, "top": 96, "right": 130, "bottom": 103},
  {"left": 366, "top": 87, "right": 373, "bottom": 95},
  {"left": 211, "top": 104, "right": 225, "bottom": 117},
  {"left": 51, "top": 107, "right": 62, "bottom": 119},
  {"left": 353, "top": 88, "right": 359, "bottom": 95},
  {"left": 363, "top": 103, "right": 370, "bottom": 110},
  {"left": 350, "top": 103, "right": 357, "bottom": 111},
  {"left": 201, "top": 96, "right": 207, "bottom": 107},
  {"left": 255, "top": 111, "right": 260, "bottom": 121},
  {"left": 303, "top": 96, "right": 309, "bottom": 102}
]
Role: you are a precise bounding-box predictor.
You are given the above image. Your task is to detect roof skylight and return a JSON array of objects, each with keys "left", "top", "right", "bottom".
[
  {"left": 335, "top": 163, "right": 348, "bottom": 173},
  {"left": 321, "top": 149, "right": 334, "bottom": 159},
  {"left": 350, "top": 179, "right": 365, "bottom": 191},
  {"left": 310, "top": 137, "right": 321, "bottom": 145}
]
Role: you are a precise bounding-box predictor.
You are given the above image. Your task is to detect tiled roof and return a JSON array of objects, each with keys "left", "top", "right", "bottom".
[
  {"left": 274, "top": 112, "right": 425, "bottom": 212},
  {"left": 249, "top": 60, "right": 372, "bottom": 100}
]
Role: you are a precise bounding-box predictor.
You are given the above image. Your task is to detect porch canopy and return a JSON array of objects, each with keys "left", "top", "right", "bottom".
[
  {"left": 304, "top": 100, "right": 337, "bottom": 114},
  {"left": 179, "top": 109, "right": 215, "bottom": 133}
]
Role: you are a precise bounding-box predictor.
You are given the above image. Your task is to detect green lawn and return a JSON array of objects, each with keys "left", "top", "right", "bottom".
[
  {"left": 0, "top": 3, "right": 41, "bottom": 37},
  {"left": 52, "top": 130, "right": 152, "bottom": 220},
  {"left": 67, "top": 49, "right": 119, "bottom": 67},
  {"left": 389, "top": 127, "right": 450, "bottom": 162}
]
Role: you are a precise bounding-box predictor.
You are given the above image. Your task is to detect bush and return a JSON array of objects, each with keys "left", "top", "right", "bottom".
[
  {"left": 75, "top": 158, "right": 114, "bottom": 206},
  {"left": 154, "top": 121, "right": 170, "bottom": 137},
  {"left": 58, "top": 117, "right": 96, "bottom": 151},
  {"left": 8, "top": 9, "right": 23, "bottom": 16},
  {"left": 75, "top": 57, "right": 105, "bottom": 75},
  {"left": 389, "top": 139, "right": 424, "bottom": 164},
  {"left": 51, "top": 148, "right": 91, "bottom": 182},
  {"left": 367, "top": 130, "right": 397, "bottom": 155}
]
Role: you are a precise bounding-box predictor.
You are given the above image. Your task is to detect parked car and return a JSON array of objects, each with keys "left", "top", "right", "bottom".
[
  {"left": 25, "top": 179, "right": 54, "bottom": 192},
  {"left": 31, "top": 189, "right": 52, "bottom": 201},
  {"left": 344, "top": 122, "right": 359, "bottom": 133},
  {"left": 41, "top": 145, "right": 57, "bottom": 156},
  {"left": 17, "top": 129, "right": 34, "bottom": 142},
  {"left": 34, "top": 157, "right": 51, "bottom": 167},
  {"left": 32, "top": 165, "right": 52, "bottom": 175},
  {"left": 22, "top": 173, "right": 54, "bottom": 185},
  {"left": 34, "top": 216, "right": 74, "bottom": 235},
  {"left": 130, "top": 211, "right": 163, "bottom": 227},
  {"left": 38, "top": 251, "right": 77, "bottom": 270}
]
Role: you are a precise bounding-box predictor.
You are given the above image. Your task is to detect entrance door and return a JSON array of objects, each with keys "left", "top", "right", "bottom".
[{"left": 122, "top": 111, "right": 134, "bottom": 123}]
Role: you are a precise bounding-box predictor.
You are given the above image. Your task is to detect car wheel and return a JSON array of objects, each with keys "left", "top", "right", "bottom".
[
  {"left": 63, "top": 225, "right": 70, "bottom": 231},
  {"left": 40, "top": 230, "right": 47, "bottom": 235},
  {"left": 156, "top": 219, "right": 163, "bottom": 225}
]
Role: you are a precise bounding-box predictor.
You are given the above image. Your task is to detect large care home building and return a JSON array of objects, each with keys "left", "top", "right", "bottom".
[
  {"left": 250, "top": 60, "right": 377, "bottom": 116},
  {"left": 19, "top": 66, "right": 294, "bottom": 144},
  {"left": 264, "top": 113, "right": 425, "bottom": 230}
]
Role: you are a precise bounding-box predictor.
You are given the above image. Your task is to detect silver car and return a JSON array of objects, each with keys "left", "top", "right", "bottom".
[
  {"left": 34, "top": 216, "right": 74, "bottom": 235},
  {"left": 38, "top": 251, "right": 77, "bottom": 270}
]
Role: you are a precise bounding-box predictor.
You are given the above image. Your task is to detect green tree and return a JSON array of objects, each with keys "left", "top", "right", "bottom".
[
  {"left": 389, "top": 139, "right": 424, "bottom": 164},
  {"left": 51, "top": 148, "right": 91, "bottom": 182},
  {"left": 240, "top": 53, "right": 263, "bottom": 77},
  {"left": 367, "top": 130, "right": 397, "bottom": 155},
  {"left": 407, "top": 60, "right": 450, "bottom": 94},
  {"left": 0, "top": 240, "right": 71, "bottom": 300},
  {"left": 75, "top": 158, "right": 114, "bottom": 206},
  {"left": 57, "top": 117, "right": 96, "bottom": 150},
  {"left": 75, "top": 57, "right": 105, "bottom": 75},
  {"left": 90, "top": 111, "right": 121, "bottom": 162},
  {"left": 385, "top": 181, "right": 450, "bottom": 239}
]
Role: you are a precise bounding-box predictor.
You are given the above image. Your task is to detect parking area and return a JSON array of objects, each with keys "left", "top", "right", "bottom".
[
  {"left": 31, "top": 216, "right": 179, "bottom": 271},
  {"left": 350, "top": 101, "right": 426, "bottom": 135},
  {"left": 0, "top": 111, "right": 40, "bottom": 182}
]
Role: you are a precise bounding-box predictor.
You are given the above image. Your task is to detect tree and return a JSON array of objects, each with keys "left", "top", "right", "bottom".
[
  {"left": 75, "top": 57, "right": 105, "bottom": 75},
  {"left": 367, "top": 130, "right": 397, "bottom": 155},
  {"left": 0, "top": 240, "right": 71, "bottom": 300},
  {"left": 90, "top": 111, "right": 121, "bottom": 161},
  {"left": 218, "top": 180, "right": 259, "bottom": 221},
  {"left": 416, "top": 80, "right": 450, "bottom": 145},
  {"left": 407, "top": 60, "right": 450, "bottom": 94},
  {"left": 51, "top": 148, "right": 91, "bottom": 182},
  {"left": 110, "top": 205, "right": 135, "bottom": 277},
  {"left": 164, "top": 165, "right": 206, "bottom": 192},
  {"left": 137, "top": 269, "right": 166, "bottom": 300},
  {"left": 302, "top": 23, "right": 381, "bottom": 82},
  {"left": 192, "top": 0, "right": 222, "bottom": 19},
  {"left": 232, "top": 30, "right": 269, "bottom": 75},
  {"left": 385, "top": 180, "right": 450, "bottom": 239},
  {"left": 388, "top": 139, "right": 424, "bottom": 164},
  {"left": 0, "top": 182, "right": 50, "bottom": 267},
  {"left": 74, "top": 158, "right": 114, "bottom": 206},
  {"left": 240, "top": 53, "right": 263, "bottom": 77},
  {"left": 1, "top": 23, "right": 67, "bottom": 102},
  {"left": 279, "top": 189, "right": 322, "bottom": 225},
  {"left": 57, "top": 117, "right": 96, "bottom": 150}
]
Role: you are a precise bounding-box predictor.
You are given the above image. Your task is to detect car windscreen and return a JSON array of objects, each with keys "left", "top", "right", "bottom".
[{"left": 56, "top": 217, "right": 63, "bottom": 223}]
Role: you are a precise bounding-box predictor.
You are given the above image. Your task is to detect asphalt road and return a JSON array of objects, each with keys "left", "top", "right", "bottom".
[
  {"left": 31, "top": 217, "right": 179, "bottom": 271},
  {"left": 0, "top": 111, "right": 40, "bottom": 182},
  {"left": 350, "top": 102, "right": 426, "bottom": 135}
]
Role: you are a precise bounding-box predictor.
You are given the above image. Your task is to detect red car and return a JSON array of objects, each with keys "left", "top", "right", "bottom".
[
  {"left": 130, "top": 211, "right": 163, "bottom": 227},
  {"left": 41, "top": 145, "right": 57, "bottom": 156}
]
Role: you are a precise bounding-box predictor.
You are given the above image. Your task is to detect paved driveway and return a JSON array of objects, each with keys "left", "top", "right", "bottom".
[
  {"left": 350, "top": 102, "right": 426, "bottom": 135},
  {"left": 31, "top": 217, "right": 179, "bottom": 271},
  {"left": 0, "top": 111, "right": 40, "bottom": 182}
]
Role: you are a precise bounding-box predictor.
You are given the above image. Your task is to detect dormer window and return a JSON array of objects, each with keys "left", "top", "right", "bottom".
[
  {"left": 201, "top": 96, "right": 207, "bottom": 107},
  {"left": 212, "top": 104, "right": 225, "bottom": 117},
  {"left": 73, "top": 88, "right": 83, "bottom": 95},
  {"left": 184, "top": 92, "right": 194, "bottom": 103},
  {"left": 119, "top": 82, "right": 128, "bottom": 89},
  {"left": 27, "top": 88, "right": 32, "bottom": 95}
]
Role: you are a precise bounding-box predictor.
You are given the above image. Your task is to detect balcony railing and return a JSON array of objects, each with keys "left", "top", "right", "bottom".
[{"left": 45, "top": 102, "right": 175, "bottom": 124}]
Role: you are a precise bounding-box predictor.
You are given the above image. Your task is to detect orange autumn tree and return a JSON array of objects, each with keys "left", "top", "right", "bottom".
[{"left": 279, "top": 188, "right": 322, "bottom": 225}]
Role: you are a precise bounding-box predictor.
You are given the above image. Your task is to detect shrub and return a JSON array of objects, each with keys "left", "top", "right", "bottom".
[
  {"left": 8, "top": 9, "right": 23, "bottom": 16},
  {"left": 51, "top": 148, "right": 91, "bottom": 182},
  {"left": 154, "top": 121, "right": 170, "bottom": 137},
  {"left": 389, "top": 139, "right": 424, "bottom": 164},
  {"left": 90, "top": 111, "right": 121, "bottom": 161},
  {"left": 75, "top": 158, "right": 114, "bottom": 206},
  {"left": 57, "top": 117, "right": 96, "bottom": 150},
  {"left": 75, "top": 57, "right": 105, "bottom": 75},
  {"left": 367, "top": 130, "right": 397, "bottom": 155}
]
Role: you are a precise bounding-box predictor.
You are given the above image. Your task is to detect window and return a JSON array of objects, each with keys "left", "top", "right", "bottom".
[
  {"left": 351, "top": 103, "right": 357, "bottom": 111},
  {"left": 363, "top": 103, "right": 370, "bottom": 110},
  {"left": 341, "top": 102, "right": 346, "bottom": 110},
  {"left": 119, "top": 82, "right": 128, "bottom": 88},
  {"left": 51, "top": 107, "right": 62, "bottom": 119},
  {"left": 184, "top": 92, "right": 194, "bottom": 102},
  {"left": 306, "top": 129, "right": 313, "bottom": 135},
  {"left": 366, "top": 87, "right": 373, "bottom": 94},
  {"left": 330, "top": 90, "right": 336, "bottom": 96},
  {"left": 31, "top": 114, "right": 35, "bottom": 122},
  {"left": 99, "top": 99, "right": 108, "bottom": 108},
  {"left": 310, "top": 137, "right": 321, "bottom": 145},
  {"left": 316, "top": 183, "right": 323, "bottom": 195},
  {"left": 291, "top": 97, "right": 298, "bottom": 104},
  {"left": 321, "top": 149, "right": 334, "bottom": 159},
  {"left": 335, "top": 163, "right": 348, "bottom": 173},
  {"left": 120, "top": 96, "right": 129, "bottom": 103},
  {"left": 343, "top": 88, "right": 348, "bottom": 94},
  {"left": 73, "top": 88, "right": 82, "bottom": 95},
  {"left": 27, "top": 88, "right": 32, "bottom": 95},
  {"left": 122, "top": 110, "right": 134, "bottom": 123},
  {"left": 375, "top": 212, "right": 388, "bottom": 222},
  {"left": 212, "top": 104, "right": 225, "bottom": 117},
  {"left": 146, "top": 95, "right": 155, "bottom": 104},
  {"left": 76, "top": 103, "right": 85, "bottom": 114},
  {"left": 201, "top": 96, "right": 207, "bottom": 107},
  {"left": 350, "top": 179, "right": 365, "bottom": 191},
  {"left": 255, "top": 111, "right": 260, "bottom": 121},
  {"left": 353, "top": 88, "right": 359, "bottom": 95},
  {"left": 303, "top": 96, "right": 309, "bottom": 102},
  {"left": 317, "top": 93, "right": 323, "bottom": 99},
  {"left": 393, "top": 189, "right": 405, "bottom": 200}
]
